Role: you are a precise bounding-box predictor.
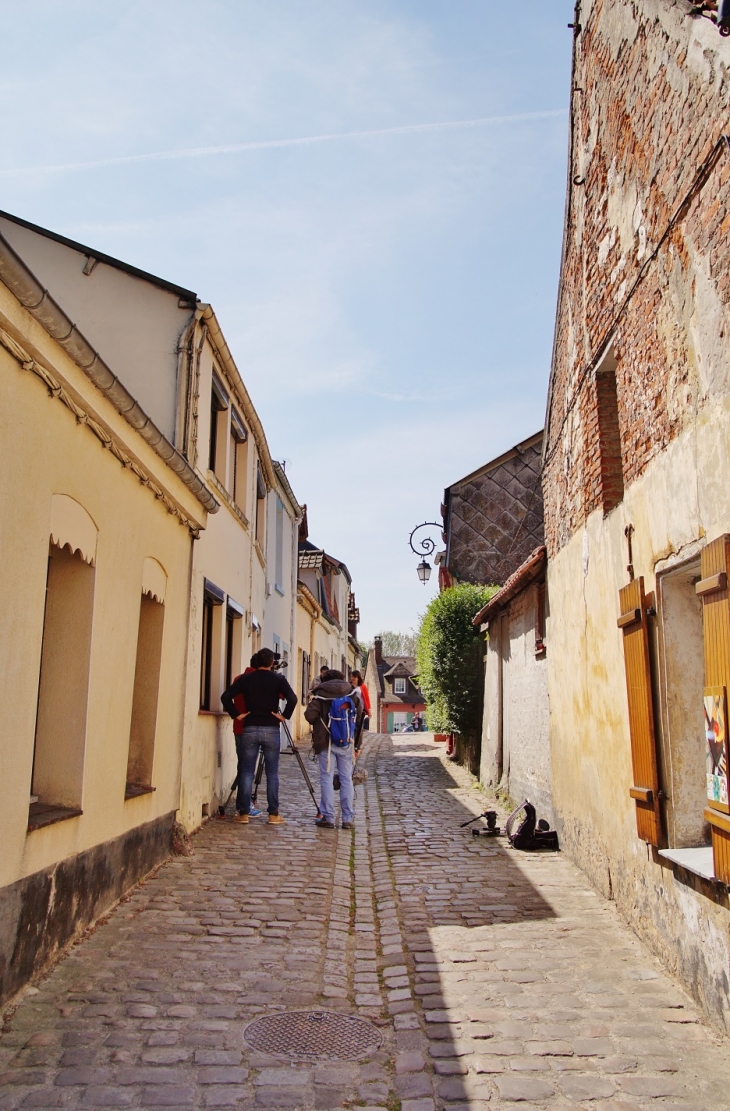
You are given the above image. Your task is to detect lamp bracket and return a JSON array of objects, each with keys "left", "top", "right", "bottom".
[{"left": 408, "top": 521, "right": 442, "bottom": 558}]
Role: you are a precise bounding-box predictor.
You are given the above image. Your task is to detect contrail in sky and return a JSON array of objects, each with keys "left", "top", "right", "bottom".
[{"left": 0, "top": 109, "right": 566, "bottom": 176}]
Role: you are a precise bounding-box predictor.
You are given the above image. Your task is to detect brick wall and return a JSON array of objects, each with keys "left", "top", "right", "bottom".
[{"left": 543, "top": 0, "right": 730, "bottom": 554}]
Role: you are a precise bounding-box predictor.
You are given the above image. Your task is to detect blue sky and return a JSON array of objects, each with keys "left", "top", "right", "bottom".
[{"left": 1, "top": 1, "right": 573, "bottom": 640}]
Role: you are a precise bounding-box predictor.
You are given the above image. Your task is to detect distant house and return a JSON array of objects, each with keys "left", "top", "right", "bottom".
[
  {"left": 441, "top": 431, "right": 544, "bottom": 588},
  {"left": 365, "top": 636, "right": 426, "bottom": 733}
]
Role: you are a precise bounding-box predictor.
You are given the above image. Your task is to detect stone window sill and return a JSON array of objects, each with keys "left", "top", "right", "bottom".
[
  {"left": 658, "top": 846, "right": 718, "bottom": 883},
  {"left": 28, "top": 802, "right": 83, "bottom": 832},
  {"left": 125, "top": 783, "right": 156, "bottom": 800}
]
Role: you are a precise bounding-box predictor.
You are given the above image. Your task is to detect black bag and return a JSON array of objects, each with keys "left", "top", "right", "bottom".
[{"left": 505, "top": 800, "right": 559, "bottom": 851}]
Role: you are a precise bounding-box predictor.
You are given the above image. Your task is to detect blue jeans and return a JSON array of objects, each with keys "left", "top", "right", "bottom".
[
  {"left": 318, "top": 743, "right": 354, "bottom": 823},
  {"left": 236, "top": 727, "right": 281, "bottom": 815}
]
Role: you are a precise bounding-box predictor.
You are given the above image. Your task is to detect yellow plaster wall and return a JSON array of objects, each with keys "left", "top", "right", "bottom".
[
  {"left": 547, "top": 392, "right": 730, "bottom": 1029},
  {"left": 0, "top": 295, "right": 201, "bottom": 890}
]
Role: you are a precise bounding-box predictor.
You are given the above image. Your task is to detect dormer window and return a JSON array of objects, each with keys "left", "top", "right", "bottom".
[{"left": 394, "top": 677, "right": 407, "bottom": 694}]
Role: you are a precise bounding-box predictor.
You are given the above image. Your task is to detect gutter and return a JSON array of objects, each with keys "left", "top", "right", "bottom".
[{"left": 0, "top": 229, "right": 218, "bottom": 515}]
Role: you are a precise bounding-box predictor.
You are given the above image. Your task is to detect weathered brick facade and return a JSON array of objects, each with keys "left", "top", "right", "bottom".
[
  {"left": 542, "top": 0, "right": 730, "bottom": 1032},
  {"left": 543, "top": 0, "right": 730, "bottom": 552}
]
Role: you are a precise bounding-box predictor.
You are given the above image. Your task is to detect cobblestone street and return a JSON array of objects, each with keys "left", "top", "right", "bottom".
[{"left": 2, "top": 734, "right": 730, "bottom": 1111}]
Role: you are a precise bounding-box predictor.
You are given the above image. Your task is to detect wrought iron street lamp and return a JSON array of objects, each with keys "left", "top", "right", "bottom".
[{"left": 408, "top": 522, "right": 442, "bottom": 585}]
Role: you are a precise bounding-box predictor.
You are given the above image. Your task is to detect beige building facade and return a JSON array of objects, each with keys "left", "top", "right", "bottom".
[
  {"left": 0, "top": 226, "right": 207, "bottom": 1008},
  {"left": 0, "top": 209, "right": 362, "bottom": 1007}
]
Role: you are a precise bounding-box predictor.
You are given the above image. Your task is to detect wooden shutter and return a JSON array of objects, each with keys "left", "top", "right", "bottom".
[
  {"left": 698, "top": 535, "right": 730, "bottom": 883},
  {"left": 618, "top": 576, "right": 663, "bottom": 846}
]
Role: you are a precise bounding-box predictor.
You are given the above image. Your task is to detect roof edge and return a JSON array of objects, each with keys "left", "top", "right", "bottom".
[
  {"left": 448, "top": 429, "right": 544, "bottom": 492},
  {"left": 0, "top": 228, "right": 218, "bottom": 515},
  {"left": 472, "top": 545, "right": 547, "bottom": 626},
  {"left": 0, "top": 209, "right": 198, "bottom": 303}
]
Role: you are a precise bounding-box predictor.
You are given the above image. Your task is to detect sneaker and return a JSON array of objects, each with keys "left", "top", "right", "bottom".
[
  {"left": 315, "top": 817, "right": 335, "bottom": 828},
  {"left": 341, "top": 821, "right": 354, "bottom": 830},
  {"left": 232, "top": 813, "right": 249, "bottom": 824},
  {"left": 267, "top": 814, "right": 286, "bottom": 825},
  {"left": 249, "top": 807, "right": 262, "bottom": 817}
]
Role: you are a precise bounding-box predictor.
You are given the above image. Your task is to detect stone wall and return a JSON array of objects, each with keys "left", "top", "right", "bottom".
[{"left": 542, "top": 0, "right": 730, "bottom": 1030}]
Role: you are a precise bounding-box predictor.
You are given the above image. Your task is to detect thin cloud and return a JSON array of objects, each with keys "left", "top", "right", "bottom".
[{"left": 0, "top": 108, "right": 567, "bottom": 177}]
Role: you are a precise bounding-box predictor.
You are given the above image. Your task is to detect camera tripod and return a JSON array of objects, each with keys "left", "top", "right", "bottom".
[{"left": 218, "top": 720, "right": 319, "bottom": 817}]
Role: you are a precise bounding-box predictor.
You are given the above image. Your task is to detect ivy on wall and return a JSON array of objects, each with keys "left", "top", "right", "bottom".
[{"left": 416, "top": 582, "right": 497, "bottom": 768}]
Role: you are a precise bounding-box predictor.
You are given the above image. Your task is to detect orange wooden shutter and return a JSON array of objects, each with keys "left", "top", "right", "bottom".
[
  {"left": 617, "top": 576, "right": 663, "bottom": 846},
  {"left": 698, "top": 535, "right": 730, "bottom": 883}
]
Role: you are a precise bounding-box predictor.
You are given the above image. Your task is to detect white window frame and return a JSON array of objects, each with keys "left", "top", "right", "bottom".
[{"left": 394, "top": 677, "right": 407, "bottom": 694}]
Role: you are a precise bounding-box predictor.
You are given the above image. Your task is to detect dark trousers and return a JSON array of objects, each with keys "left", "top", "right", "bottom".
[{"left": 235, "top": 726, "right": 281, "bottom": 815}]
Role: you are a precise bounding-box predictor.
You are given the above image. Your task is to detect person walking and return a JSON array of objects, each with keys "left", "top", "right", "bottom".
[
  {"left": 305, "top": 669, "right": 362, "bottom": 830},
  {"left": 221, "top": 648, "right": 297, "bottom": 825},
  {"left": 350, "top": 670, "right": 371, "bottom": 732}
]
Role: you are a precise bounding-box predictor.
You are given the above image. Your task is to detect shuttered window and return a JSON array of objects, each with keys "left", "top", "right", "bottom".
[
  {"left": 697, "top": 535, "right": 730, "bottom": 883},
  {"left": 618, "top": 576, "right": 663, "bottom": 846}
]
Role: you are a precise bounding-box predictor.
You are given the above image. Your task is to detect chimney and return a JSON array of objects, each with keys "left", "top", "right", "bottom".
[{"left": 374, "top": 635, "right": 383, "bottom": 665}]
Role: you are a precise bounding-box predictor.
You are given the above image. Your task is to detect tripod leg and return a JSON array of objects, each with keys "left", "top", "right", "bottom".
[
  {"left": 219, "top": 775, "right": 240, "bottom": 817},
  {"left": 251, "top": 749, "right": 265, "bottom": 804},
  {"left": 281, "top": 722, "right": 320, "bottom": 812}
]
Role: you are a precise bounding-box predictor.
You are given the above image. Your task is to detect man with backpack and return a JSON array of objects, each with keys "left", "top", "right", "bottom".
[{"left": 304, "top": 669, "right": 362, "bottom": 829}]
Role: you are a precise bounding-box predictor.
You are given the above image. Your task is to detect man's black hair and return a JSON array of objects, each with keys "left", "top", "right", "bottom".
[
  {"left": 324, "top": 669, "right": 344, "bottom": 681},
  {"left": 257, "top": 648, "right": 276, "bottom": 668}
]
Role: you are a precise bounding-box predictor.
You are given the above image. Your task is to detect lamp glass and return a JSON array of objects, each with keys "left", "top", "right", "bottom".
[{"left": 417, "top": 559, "right": 432, "bottom": 584}]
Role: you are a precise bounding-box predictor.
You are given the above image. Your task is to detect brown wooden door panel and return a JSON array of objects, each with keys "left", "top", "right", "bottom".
[{"left": 618, "top": 576, "right": 663, "bottom": 846}]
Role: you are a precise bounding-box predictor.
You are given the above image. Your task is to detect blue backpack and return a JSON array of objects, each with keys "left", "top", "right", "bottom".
[{"left": 328, "top": 695, "right": 356, "bottom": 746}]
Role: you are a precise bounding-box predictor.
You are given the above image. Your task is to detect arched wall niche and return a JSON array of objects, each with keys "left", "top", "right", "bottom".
[
  {"left": 49, "top": 494, "right": 98, "bottom": 566},
  {"left": 142, "top": 557, "right": 167, "bottom": 604}
]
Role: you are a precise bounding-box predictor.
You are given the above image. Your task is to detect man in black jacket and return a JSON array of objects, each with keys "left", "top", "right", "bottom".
[{"left": 221, "top": 648, "right": 297, "bottom": 825}]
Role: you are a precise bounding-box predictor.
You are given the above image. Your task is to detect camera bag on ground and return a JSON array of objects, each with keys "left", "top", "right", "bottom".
[{"left": 505, "top": 800, "right": 559, "bottom": 851}]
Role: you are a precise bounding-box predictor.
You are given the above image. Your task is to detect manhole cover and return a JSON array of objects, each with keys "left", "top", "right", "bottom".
[{"left": 243, "top": 1010, "right": 382, "bottom": 1061}]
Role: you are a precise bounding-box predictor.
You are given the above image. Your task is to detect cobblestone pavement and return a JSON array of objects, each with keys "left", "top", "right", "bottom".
[{"left": 2, "top": 734, "right": 730, "bottom": 1111}]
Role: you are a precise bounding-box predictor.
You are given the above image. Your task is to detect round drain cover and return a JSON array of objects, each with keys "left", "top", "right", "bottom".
[{"left": 243, "top": 1010, "right": 382, "bottom": 1061}]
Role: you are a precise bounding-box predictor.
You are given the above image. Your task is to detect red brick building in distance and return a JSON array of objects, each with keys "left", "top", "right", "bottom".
[{"left": 364, "top": 636, "right": 426, "bottom": 734}]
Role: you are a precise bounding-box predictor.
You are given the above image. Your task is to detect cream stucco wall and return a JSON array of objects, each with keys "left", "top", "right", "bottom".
[
  {"left": 481, "top": 587, "right": 552, "bottom": 823},
  {"left": 547, "top": 396, "right": 730, "bottom": 1031},
  {"left": 177, "top": 334, "right": 269, "bottom": 830},
  {"left": 0, "top": 216, "right": 194, "bottom": 444},
  {"left": 0, "top": 285, "right": 203, "bottom": 892}
]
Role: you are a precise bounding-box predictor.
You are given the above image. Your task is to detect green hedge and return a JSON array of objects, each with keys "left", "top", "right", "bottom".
[{"left": 416, "top": 582, "right": 497, "bottom": 770}]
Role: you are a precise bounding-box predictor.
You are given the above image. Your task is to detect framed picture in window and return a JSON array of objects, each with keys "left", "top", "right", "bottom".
[{"left": 704, "top": 686, "right": 729, "bottom": 814}]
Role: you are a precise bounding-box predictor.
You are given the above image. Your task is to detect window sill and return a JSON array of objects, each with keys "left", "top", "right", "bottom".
[
  {"left": 275, "top": 585, "right": 285, "bottom": 597},
  {"left": 658, "top": 846, "right": 717, "bottom": 882},
  {"left": 125, "top": 783, "right": 156, "bottom": 800},
  {"left": 207, "top": 472, "right": 250, "bottom": 530},
  {"left": 199, "top": 709, "right": 228, "bottom": 717},
  {"left": 28, "top": 802, "right": 83, "bottom": 832}
]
